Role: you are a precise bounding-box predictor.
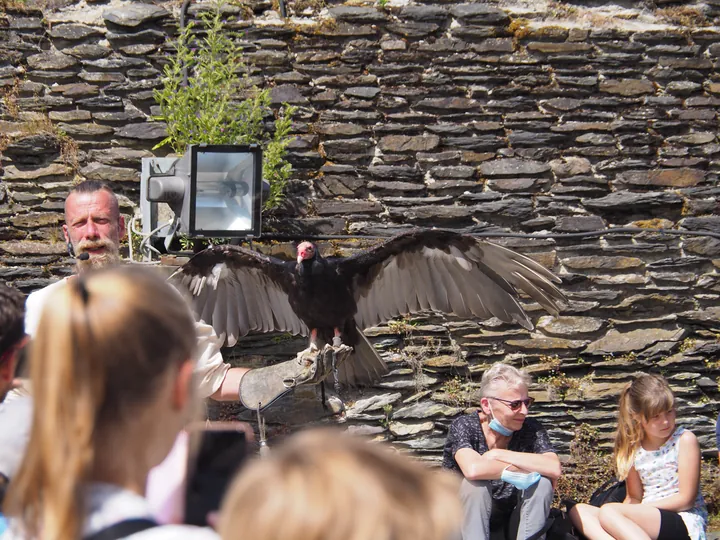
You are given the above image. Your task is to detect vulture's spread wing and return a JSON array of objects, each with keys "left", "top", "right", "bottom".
[
  {"left": 171, "top": 246, "right": 307, "bottom": 346},
  {"left": 339, "top": 230, "right": 566, "bottom": 331}
]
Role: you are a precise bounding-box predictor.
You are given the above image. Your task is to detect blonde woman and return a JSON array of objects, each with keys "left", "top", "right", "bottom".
[
  {"left": 218, "top": 428, "right": 461, "bottom": 540},
  {"left": 570, "top": 373, "right": 707, "bottom": 540},
  {"left": 4, "top": 267, "right": 218, "bottom": 540}
]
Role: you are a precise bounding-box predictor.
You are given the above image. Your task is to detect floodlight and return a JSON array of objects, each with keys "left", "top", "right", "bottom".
[{"left": 140, "top": 144, "right": 263, "bottom": 242}]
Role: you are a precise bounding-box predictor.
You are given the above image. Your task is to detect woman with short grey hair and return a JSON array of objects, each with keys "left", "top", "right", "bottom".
[
  {"left": 443, "top": 363, "right": 561, "bottom": 540},
  {"left": 479, "top": 364, "right": 531, "bottom": 398}
]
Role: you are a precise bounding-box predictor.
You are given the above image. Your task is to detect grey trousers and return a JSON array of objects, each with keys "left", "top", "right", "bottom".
[{"left": 458, "top": 477, "right": 554, "bottom": 540}]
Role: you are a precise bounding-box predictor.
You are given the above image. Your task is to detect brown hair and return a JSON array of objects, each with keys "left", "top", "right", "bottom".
[
  {"left": 219, "top": 428, "right": 461, "bottom": 540},
  {"left": 0, "top": 281, "right": 25, "bottom": 360},
  {"left": 5, "top": 266, "right": 197, "bottom": 539},
  {"left": 614, "top": 373, "right": 675, "bottom": 480}
]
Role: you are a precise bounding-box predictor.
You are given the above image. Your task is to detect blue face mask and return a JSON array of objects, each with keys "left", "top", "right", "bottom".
[
  {"left": 487, "top": 404, "right": 515, "bottom": 437},
  {"left": 488, "top": 417, "right": 514, "bottom": 437},
  {"left": 501, "top": 468, "right": 542, "bottom": 490}
]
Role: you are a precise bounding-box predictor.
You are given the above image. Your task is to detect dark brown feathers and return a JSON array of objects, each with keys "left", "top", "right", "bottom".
[
  {"left": 338, "top": 230, "right": 566, "bottom": 331},
  {"left": 172, "top": 245, "right": 307, "bottom": 347},
  {"left": 171, "top": 230, "right": 567, "bottom": 383}
]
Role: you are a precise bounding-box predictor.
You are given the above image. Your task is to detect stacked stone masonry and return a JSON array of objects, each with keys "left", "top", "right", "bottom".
[{"left": 2, "top": 0, "right": 720, "bottom": 462}]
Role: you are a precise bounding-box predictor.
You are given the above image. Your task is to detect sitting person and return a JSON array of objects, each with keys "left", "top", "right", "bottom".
[
  {"left": 0, "top": 281, "right": 28, "bottom": 405},
  {"left": 0, "top": 283, "right": 32, "bottom": 537},
  {"left": 3, "top": 266, "right": 218, "bottom": 539},
  {"left": 217, "top": 428, "right": 461, "bottom": 540},
  {"left": 442, "top": 363, "right": 561, "bottom": 540},
  {"left": 569, "top": 373, "right": 707, "bottom": 540}
]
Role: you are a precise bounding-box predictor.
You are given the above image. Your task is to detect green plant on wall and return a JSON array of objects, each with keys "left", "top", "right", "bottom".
[{"left": 153, "top": 4, "right": 296, "bottom": 212}]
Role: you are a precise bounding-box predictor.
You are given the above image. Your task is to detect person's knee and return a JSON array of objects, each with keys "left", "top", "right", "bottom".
[
  {"left": 522, "top": 476, "right": 554, "bottom": 503},
  {"left": 460, "top": 478, "right": 493, "bottom": 502},
  {"left": 568, "top": 503, "right": 592, "bottom": 529},
  {"left": 535, "top": 476, "right": 554, "bottom": 497},
  {"left": 598, "top": 503, "right": 621, "bottom": 529},
  {"left": 459, "top": 478, "right": 494, "bottom": 515}
]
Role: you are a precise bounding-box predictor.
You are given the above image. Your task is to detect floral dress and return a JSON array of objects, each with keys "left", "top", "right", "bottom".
[{"left": 634, "top": 427, "right": 708, "bottom": 540}]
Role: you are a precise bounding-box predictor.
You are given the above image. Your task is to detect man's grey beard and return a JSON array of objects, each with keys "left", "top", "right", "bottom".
[{"left": 76, "top": 251, "right": 122, "bottom": 271}]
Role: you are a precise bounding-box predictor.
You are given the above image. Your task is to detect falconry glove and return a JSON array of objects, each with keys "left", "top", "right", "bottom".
[{"left": 238, "top": 344, "right": 353, "bottom": 411}]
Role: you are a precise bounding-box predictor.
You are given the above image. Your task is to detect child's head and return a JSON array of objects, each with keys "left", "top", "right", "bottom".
[
  {"left": 614, "top": 373, "right": 675, "bottom": 479},
  {"left": 218, "top": 428, "right": 462, "bottom": 540}
]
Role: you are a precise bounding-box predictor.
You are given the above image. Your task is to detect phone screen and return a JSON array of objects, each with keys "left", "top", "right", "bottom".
[{"left": 184, "top": 424, "right": 248, "bottom": 526}]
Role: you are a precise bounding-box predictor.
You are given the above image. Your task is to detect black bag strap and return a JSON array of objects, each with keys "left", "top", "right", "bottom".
[
  {"left": 84, "top": 518, "right": 159, "bottom": 540},
  {"left": 591, "top": 477, "right": 619, "bottom": 499}
]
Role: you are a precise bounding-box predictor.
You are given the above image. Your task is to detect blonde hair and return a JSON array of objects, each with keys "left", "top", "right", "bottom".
[
  {"left": 218, "top": 429, "right": 461, "bottom": 540},
  {"left": 480, "top": 363, "right": 531, "bottom": 397},
  {"left": 614, "top": 373, "right": 675, "bottom": 480},
  {"left": 5, "top": 266, "right": 197, "bottom": 540}
]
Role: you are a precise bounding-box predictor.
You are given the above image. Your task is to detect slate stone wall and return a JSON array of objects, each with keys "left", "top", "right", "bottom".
[{"left": 1, "top": 0, "right": 720, "bottom": 461}]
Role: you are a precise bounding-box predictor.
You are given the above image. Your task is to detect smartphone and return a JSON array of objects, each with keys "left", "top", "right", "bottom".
[{"left": 183, "top": 422, "right": 249, "bottom": 526}]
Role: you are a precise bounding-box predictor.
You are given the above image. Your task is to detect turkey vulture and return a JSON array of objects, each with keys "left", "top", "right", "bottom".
[{"left": 172, "top": 229, "right": 566, "bottom": 385}]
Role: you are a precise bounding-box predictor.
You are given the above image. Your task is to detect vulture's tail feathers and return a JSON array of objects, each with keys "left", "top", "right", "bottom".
[{"left": 336, "top": 326, "right": 388, "bottom": 387}]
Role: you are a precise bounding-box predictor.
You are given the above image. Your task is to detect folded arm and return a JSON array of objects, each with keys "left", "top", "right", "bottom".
[
  {"left": 484, "top": 448, "right": 562, "bottom": 481},
  {"left": 454, "top": 447, "right": 522, "bottom": 481}
]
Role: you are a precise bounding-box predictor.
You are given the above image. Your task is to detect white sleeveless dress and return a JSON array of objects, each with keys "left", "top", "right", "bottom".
[{"left": 634, "top": 427, "right": 708, "bottom": 540}]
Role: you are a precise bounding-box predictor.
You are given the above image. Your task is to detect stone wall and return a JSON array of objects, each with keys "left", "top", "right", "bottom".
[{"left": 2, "top": 0, "right": 720, "bottom": 462}]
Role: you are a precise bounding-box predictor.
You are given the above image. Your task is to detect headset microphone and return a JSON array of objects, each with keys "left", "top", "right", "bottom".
[{"left": 77, "top": 253, "right": 90, "bottom": 261}]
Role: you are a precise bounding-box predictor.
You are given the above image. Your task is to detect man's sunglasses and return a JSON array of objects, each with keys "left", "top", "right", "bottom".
[{"left": 487, "top": 396, "right": 534, "bottom": 411}]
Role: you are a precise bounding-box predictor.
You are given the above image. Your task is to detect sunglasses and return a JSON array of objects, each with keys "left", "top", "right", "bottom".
[{"left": 488, "top": 396, "right": 534, "bottom": 411}]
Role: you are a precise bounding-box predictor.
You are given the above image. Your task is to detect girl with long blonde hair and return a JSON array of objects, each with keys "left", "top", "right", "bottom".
[
  {"left": 3, "top": 266, "right": 218, "bottom": 540},
  {"left": 570, "top": 373, "right": 707, "bottom": 540}
]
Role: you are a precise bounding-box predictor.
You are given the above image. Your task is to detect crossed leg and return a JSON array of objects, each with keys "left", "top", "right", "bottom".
[{"left": 569, "top": 502, "right": 663, "bottom": 540}]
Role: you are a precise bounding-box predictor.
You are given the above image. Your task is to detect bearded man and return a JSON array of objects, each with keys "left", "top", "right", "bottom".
[{"left": 25, "top": 180, "right": 337, "bottom": 405}]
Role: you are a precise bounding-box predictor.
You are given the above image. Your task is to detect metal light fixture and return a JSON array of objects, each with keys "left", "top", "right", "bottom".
[{"left": 140, "top": 144, "right": 263, "bottom": 246}]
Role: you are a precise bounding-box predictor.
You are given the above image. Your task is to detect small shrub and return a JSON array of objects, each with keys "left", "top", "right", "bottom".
[
  {"left": 292, "top": 0, "right": 325, "bottom": 14},
  {"left": 656, "top": 6, "right": 708, "bottom": 27},
  {"left": 679, "top": 338, "right": 698, "bottom": 354},
  {"left": 1, "top": 79, "right": 20, "bottom": 118},
  {"left": 554, "top": 424, "right": 615, "bottom": 506},
  {"left": 153, "top": 4, "right": 295, "bottom": 212},
  {"left": 388, "top": 316, "right": 417, "bottom": 337},
  {"left": 546, "top": 1, "right": 578, "bottom": 18},
  {"left": 509, "top": 18, "right": 531, "bottom": 41},
  {"left": 702, "top": 461, "right": 720, "bottom": 526},
  {"left": 438, "top": 376, "right": 473, "bottom": 408},
  {"left": 1, "top": 80, "right": 80, "bottom": 174}
]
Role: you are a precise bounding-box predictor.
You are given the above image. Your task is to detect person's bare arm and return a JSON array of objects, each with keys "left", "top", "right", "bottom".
[
  {"left": 454, "top": 447, "right": 522, "bottom": 481},
  {"left": 645, "top": 431, "right": 701, "bottom": 512},
  {"left": 624, "top": 467, "right": 643, "bottom": 504},
  {"left": 484, "top": 449, "right": 562, "bottom": 481},
  {"left": 209, "top": 367, "right": 250, "bottom": 401}
]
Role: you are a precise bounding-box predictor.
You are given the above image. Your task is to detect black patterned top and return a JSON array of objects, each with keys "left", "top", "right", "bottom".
[{"left": 442, "top": 413, "right": 555, "bottom": 510}]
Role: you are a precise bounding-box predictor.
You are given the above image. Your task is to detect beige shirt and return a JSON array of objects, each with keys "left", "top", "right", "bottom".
[{"left": 24, "top": 278, "right": 229, "bottom": 399}]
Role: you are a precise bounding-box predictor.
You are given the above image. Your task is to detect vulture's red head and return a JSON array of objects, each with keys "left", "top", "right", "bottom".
[{"left": 297, "top": 241, "right": 316, "bottom": 264}]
